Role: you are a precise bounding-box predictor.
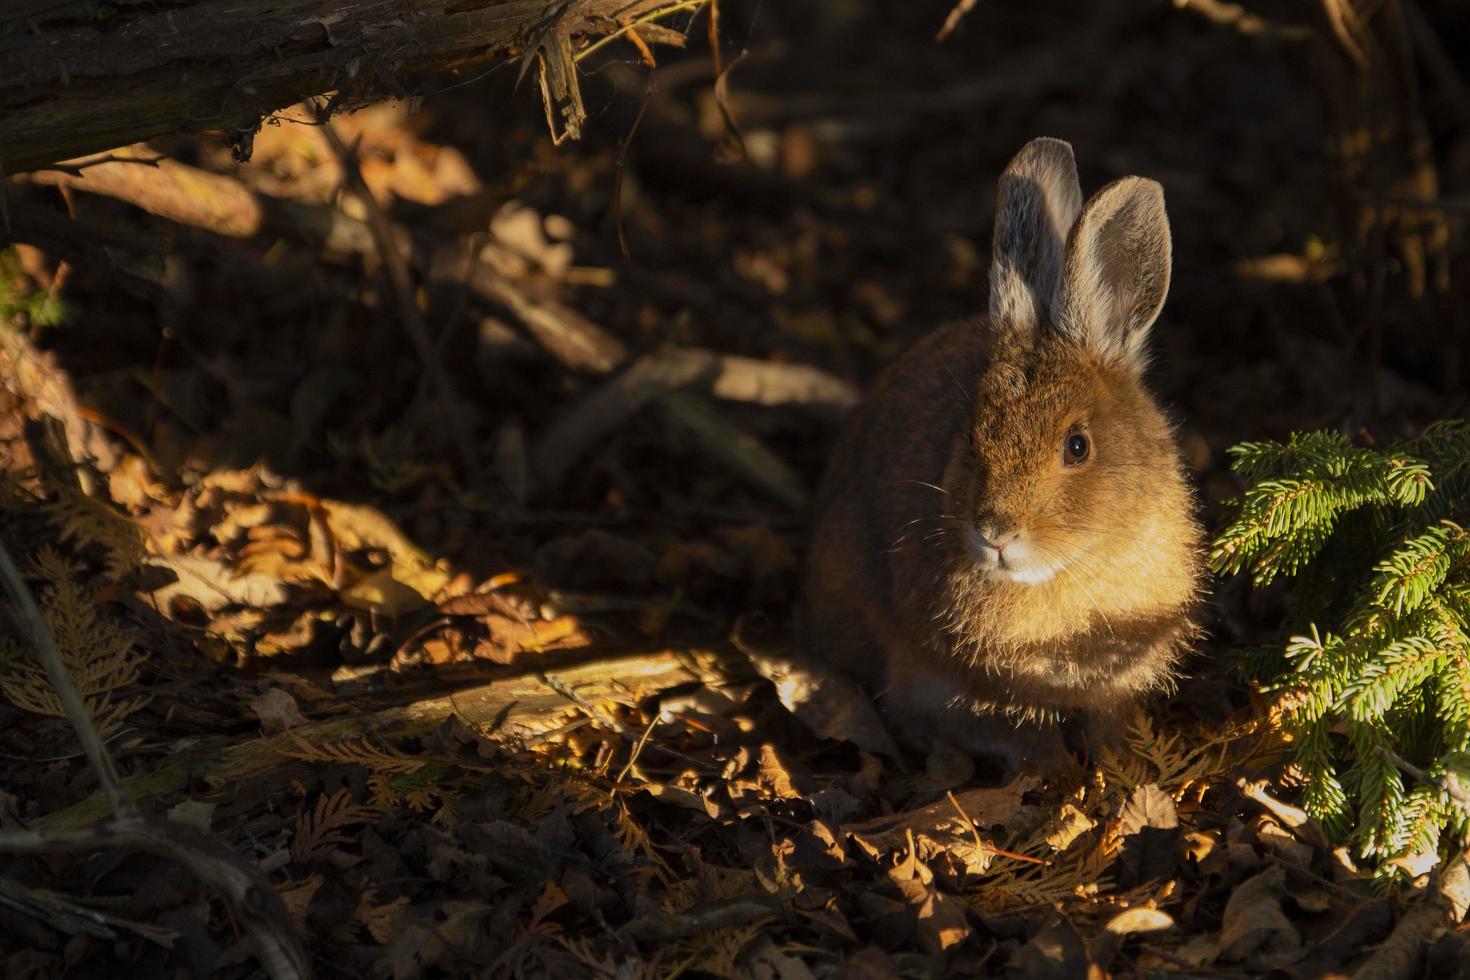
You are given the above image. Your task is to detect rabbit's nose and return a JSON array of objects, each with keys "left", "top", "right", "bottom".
[{"left": 976, "top": 522, "right": 1019, "bottom": 552}]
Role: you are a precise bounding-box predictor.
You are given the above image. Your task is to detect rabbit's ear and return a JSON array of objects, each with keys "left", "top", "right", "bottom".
[
  {"left": 989, "top": 138, "right": 1083, "bottom": 333},
  {"left": 1056, "top": 176, "right": 1171, "bottom": 371}
]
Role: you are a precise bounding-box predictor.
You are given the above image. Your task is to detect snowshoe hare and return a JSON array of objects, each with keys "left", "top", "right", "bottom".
[{"left": 801, "top": 138, "right": 1204, "bottom": 774}]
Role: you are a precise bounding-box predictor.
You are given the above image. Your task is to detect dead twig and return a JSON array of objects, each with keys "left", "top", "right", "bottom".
[
  {"left": 658, "top": 389, "right": 808, "bottom": 508},
  {"left": 0, "top": 820, "right": 307, "bottom": 977},
  {"left": 313, "top": 101, "right": 480, "bottom": 481},
  {"left": 42, "top": 648, "right": 721, "bottom": 830},
  {"left": 619, "top": 897, "right": 778, "bottom": 942},
  {"left": 22, "top": 153, "right": 389, "bottom": 256},
  {"left": 936, "top": 0, "right": 981, "bottom": 41},
  {"left": 1170, "top": 0, "right": 1312, "bottom": 41},
  {"left": 530, "top": 346, "right": 857, "bottom": 490},
  {"left": 444, "top": 246, "right": 629, "bottom": 373}
]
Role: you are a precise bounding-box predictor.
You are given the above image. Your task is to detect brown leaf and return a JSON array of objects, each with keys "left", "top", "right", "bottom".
[
  {"left": 1217, "top": 865, "right": 1301, "bottom": 968},
  {"left": 1045, "top": 803, "right": 1096, "bottom": 852},
  {"left": 893, "top": 878, "right": 971, "bottom": 956},
  {"left": 1104, "top": 907, "right": 1174, "bottom": 936},
  {"left": 387, "top": 900, "right": 496, "bottom": 978},
  {"left": 474, "top": 611, "right": 586, "bottom": 662},
  {"left": 757, "top": 743, "right": 801, "bottom": 799},
  {"left": 358, "top": 893, "right": 410, "bottom": 946},
  {"left": 1007, "top": 913, "right": 1090, "bottom": 980},
  {"left": 1118, "top": 783, "right": 1179, "bottom": 834},
  {"left": 249, "top": 688, "right": 307, "bottom": 734},
  {"left": 833, "top": 945, "right": 901, "bottom": 979},
  {"left": 788, "top": 820, "right": 849, "bottom": 871},
  {"left": 743, "top": 935, "right": 818, "bottom": 980},
  {"left": 107, "top": 453, "right": 167, "bottom": 511},
  {"left": 843, "top": 777, "right": 1042, "bottom": 875},
  {"left": 142, "top": 554, "right": 288, "bottom": 613},
  {"left": 742, "top": 642, "right": 900, "bottom": 758},
  {"left": 854, "top": 893, "right": 914, "bottom": 950}
]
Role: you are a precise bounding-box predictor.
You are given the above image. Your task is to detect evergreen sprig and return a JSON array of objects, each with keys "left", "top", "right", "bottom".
[{"left": 1212, "top": 420, "right": 1470, "bottom": 876}]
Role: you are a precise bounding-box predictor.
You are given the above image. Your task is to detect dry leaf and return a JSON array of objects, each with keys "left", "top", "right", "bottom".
[
  {"left": 1007, "top": 912, "right": 1088, "bottom": 979},
  {"left": 1104, "top": 907, "right": 1174, "bottom": 935},
  {"left": 476, "top": 612, "right": 585, "bottom": 661},
  {"left": 843, "top": 777, "right": 1041, "bottom": 875},
  {"left": 250, "top": 688, "right": 307, "bottom": 734},
  {"left": 915, "top": 889, "right": 971, "bottom": 956},
  {"left": 742, "top": 645, "right": 900, "bottom": 758},
  {"left": 142, "top": 554, "right": 288, "bottom": 612},
  {"left": 166, "top": 799, "right": 216, "bottom": 833},
  {"left": 359, "top": 894, "right": 410, "bottom": 945},
  {"left": 742, "top": 935, "right": 818, "bottom": 980},
  {"left": 1046, "top": 804, "right": 1096, "bottom": 852},
  {"left": 1217, "top": 865, "right": 1301, "bottom": 968},
  {"left": 1118, "top": 783, "right": 1179, "bottom": 834},
  {"left": 340, "top": 564, "right": 436, "bottom": 617}
]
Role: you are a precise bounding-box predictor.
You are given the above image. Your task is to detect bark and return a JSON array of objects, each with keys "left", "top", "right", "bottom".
[{"left": 0, "top": 0, "right": 668, "bottom": 174}]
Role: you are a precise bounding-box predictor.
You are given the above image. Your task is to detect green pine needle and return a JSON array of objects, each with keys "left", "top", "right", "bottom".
[{"left": 1214, "top": 421, "right": 1470, "bottom": 874}]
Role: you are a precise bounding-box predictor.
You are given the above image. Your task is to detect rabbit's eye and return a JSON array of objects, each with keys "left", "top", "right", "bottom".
[{"left": 1063, "top": 432, "right": 1090, "bottom": 465}]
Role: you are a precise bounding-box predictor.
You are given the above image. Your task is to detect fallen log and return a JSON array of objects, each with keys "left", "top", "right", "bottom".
[
  {"left": 38, "top": 646, "right": 727, "bottom": 831},
  {"left": 0, "top": 0, "right": 683, "bottom": 174}
]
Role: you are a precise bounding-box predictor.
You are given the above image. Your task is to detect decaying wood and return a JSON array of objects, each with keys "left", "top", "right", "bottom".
[
  {"left": 658, "top": 389, "right": 809, "bottom": 508},
  {"left": 0, "top": 0, "right": 677, "bottom": 174},
  {"left": 531, "top": 346, "right": 859, "bottom": 489},
  {"left": 437, "top": 243, "right": 630, "bottom": 373},
  {"left": 0, "top": 322, "right": 120, "bottom": 480},
  {"left": 21, "top": 154, "right": 398, "bottom": 256},
  {"left": 38, "top": 647, "right": 725, "bottom": 831}
]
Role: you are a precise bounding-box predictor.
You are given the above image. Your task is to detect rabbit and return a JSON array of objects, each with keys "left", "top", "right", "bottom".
[{"left": 800, "top": 137, "right": 1204, "bottom": 776}]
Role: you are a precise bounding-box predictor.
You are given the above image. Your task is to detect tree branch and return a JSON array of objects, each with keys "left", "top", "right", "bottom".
[{"left": 0, "top": 0, "right": 686, "bottom": 174}]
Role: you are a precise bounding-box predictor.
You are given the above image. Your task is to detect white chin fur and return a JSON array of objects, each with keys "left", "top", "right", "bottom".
[
  {"left": 991, "top": 563, "right": 1058, "bottom": 585},
  {"left": 964, "top": 528, "right": 1060, "bottom": 585}
]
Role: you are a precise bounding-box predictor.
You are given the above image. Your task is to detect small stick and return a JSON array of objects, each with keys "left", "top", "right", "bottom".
[
  {"left": 945, "top": 791, "right": 1049, "bottom": 867},
  {"left": 615, "top": 714, "right": 661, "bottom": 786},
  {"left": 313, "top": 100, "right": 480, "bottom": 481},
  {"left": 0, "top": 538, "right": 128, "bottom": 816}
]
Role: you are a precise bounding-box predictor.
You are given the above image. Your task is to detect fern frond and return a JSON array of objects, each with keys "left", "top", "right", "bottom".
[
  {"left": 291, "top": 788, "right": 379, "bottom": 864},
  {"left": 276, "top": 733, "right": 427, "bottom": 774},
  {"left": 0, "top": 546, "right": 148, "bottom": 736},
  {"left": 41, "top": 482, "right": 146, "bottom": 580}
]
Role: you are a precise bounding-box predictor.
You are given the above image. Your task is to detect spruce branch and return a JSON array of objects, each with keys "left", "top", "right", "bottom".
[{"left": 1214, "top": 421, "right": 1470, "bottom": 875}]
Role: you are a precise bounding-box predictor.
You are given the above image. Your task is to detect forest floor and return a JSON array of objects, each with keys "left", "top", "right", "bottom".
[{"left": 2, "top": 1, "right": 1469, "bottom": 977}]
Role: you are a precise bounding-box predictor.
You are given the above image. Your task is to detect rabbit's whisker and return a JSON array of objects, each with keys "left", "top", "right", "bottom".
[
  {"left": 1046, "top": 546, "right": 1116, "bottom": 640},
  {"left": 890, "top": 479, "right": 954, "bottom": 498},
  {"left": 1040, "top": 522, "right": 1129, "bottom": 539},
  {"left": 884, "top": 515, "right": 969, "bottom": 554}
]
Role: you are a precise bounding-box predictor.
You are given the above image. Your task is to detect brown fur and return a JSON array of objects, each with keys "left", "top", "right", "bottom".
[{"left": 800, "top": 139, "right": 1204, "bottom": 773}]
